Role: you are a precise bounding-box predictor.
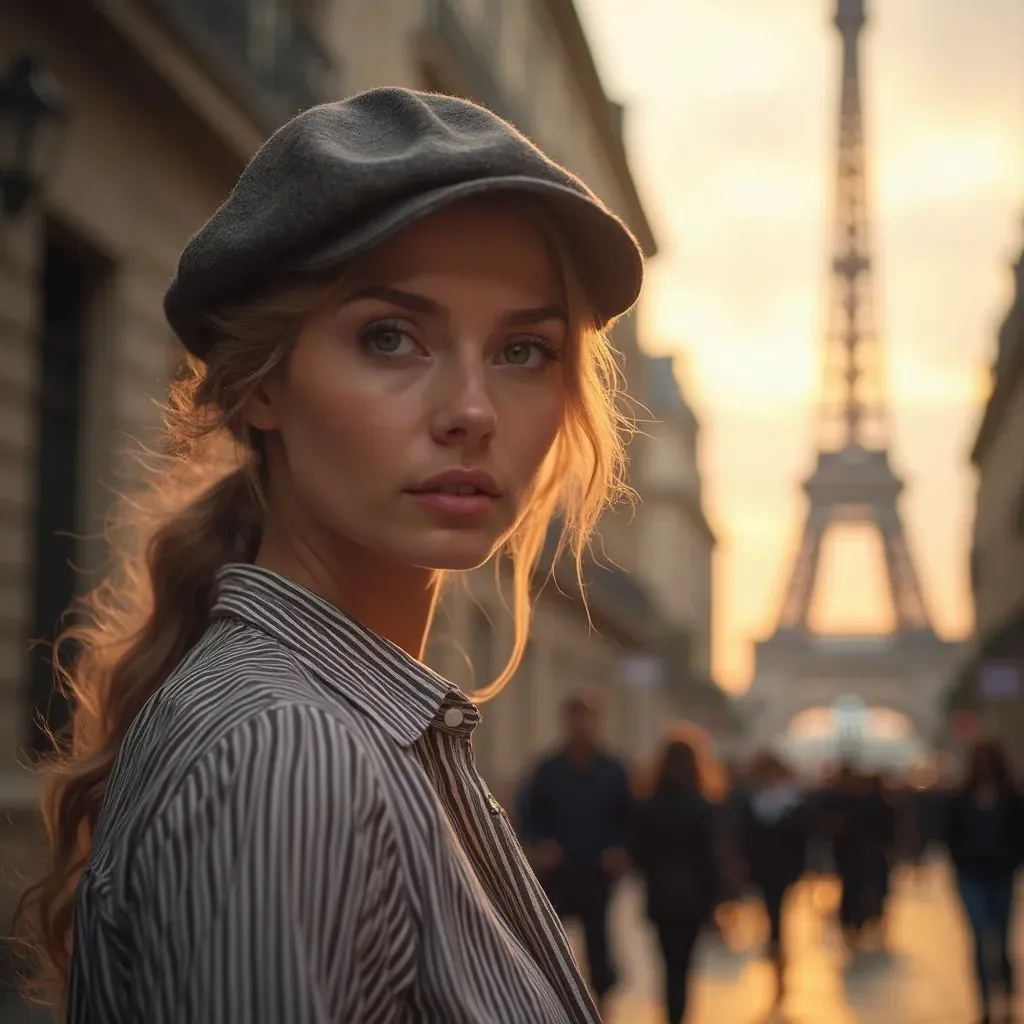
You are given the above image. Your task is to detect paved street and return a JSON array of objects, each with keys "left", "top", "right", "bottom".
[
  {"left": 0, "top": 860, "right": 1009, "bottom": 1022},
  {"left": 598, "top": 860, "right": 995, "bottom": 1024}
]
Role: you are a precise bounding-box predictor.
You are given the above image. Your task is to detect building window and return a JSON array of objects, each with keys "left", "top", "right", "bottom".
[{"left": 26, "top": 224, "right": 108, "bottom": 754}]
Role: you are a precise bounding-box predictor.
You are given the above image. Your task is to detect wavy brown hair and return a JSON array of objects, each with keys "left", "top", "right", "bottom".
[{"left": 13, "top": 201, "right": 633, "bottom": 1008}]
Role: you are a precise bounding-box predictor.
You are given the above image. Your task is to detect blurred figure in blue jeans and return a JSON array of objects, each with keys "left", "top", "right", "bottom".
[{"left": 944, "top": 738, "right": 1024, "bottom": 1024}]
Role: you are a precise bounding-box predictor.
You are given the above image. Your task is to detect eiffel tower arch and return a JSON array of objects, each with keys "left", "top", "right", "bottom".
[{"left": 741, "top": 0, "right": 959, "bottom": 756}]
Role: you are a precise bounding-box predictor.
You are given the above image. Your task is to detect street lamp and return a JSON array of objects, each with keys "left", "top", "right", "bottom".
[{"left": 0, "top": 55, "right": 69, "bottom": 218}]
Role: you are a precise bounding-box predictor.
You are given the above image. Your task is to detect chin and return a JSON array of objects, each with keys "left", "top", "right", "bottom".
[{"left": 406, "top": 530, "right": 502, "bottom": 572}]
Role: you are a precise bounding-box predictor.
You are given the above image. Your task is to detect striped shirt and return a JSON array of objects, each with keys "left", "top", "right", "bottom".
[{"left": 67, "top": 563, "right": 601, "bottom": 1023}]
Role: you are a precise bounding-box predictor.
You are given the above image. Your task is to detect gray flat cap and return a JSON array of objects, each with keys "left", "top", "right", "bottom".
[{"left": 164, "top": 87, "right": 645, "bottom": 358}]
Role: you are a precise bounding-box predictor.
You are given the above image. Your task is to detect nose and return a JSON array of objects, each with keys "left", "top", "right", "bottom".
[{"left": 430, "top": 360, "right": 497, "bottom": 449}]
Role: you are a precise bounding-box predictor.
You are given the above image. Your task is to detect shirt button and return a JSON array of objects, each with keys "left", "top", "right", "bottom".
[{"left": 443, "top": 707, "right": 465, "bottom": 728}]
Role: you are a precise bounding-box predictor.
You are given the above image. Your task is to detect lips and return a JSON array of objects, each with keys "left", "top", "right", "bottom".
[
  {"left": 408, "top": 471, "right": 502, "bottom": 498},
  {"left": 426, "top": 483, "right": 490, "bottom": 495},
  {"left": 406, "top": 471, "right": 502, "bottom": 519}
]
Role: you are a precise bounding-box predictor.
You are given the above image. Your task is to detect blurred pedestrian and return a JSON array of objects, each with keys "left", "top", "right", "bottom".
[
  {"left": 825, "top": 761, "right": 871, "bottom": 944},
  {"left": 633, "top": 725, "right": 722, "bottom": 1024},
  {"left": 859, "top": 772, "right": 896, "bottom": 944},
  {"left": 714, "top": 757, "right": 752, "bottom": 935},
  {"left": 944, "top": 738, "right": 1024, "bottom": 1024},
  {"left": 518, "top": 692, "right": 634, "bottom": 1013},
  {"left": 14, "top": 87, "right": 646, "bottom": 1023},
  {"left": 739, "top": 750, "right": 811, "bottom": 1010}
]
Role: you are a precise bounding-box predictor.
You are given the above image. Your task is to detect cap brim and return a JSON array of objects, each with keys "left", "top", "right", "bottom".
[{"left": 288, "top": 174, "right": 644, "bottom": 327}]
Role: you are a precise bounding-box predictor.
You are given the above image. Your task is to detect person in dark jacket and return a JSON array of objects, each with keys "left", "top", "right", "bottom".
[
  {"left": 517, "top": 693, "right": 633, "bottom": 1011},
  {"left": 944, "top": 738, "right": 1024, "bottom": 1024},
  {"left": 740, "top": 751, "right": 810, "bottom": 1011},
  {"left": 823, "top": 762, "right": 870, "bottom": 944},
  {"left": 633, "top": 727, "right": 721, "bottom": 1024},
  {"left": 859, "top": 772, "right": 897, "bottom": 943}
]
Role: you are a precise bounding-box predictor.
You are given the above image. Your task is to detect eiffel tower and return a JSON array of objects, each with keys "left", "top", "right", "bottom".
[{"left": 742, "top": 0, "right": 957, "bottom": 755}]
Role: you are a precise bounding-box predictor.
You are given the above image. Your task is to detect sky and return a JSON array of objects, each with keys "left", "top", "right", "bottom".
[{"left": 575, "top": 0, "right": 1024, "bottom": 692}]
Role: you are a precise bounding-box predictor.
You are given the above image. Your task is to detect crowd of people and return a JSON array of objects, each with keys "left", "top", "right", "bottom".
[{"left": 515, "top": 694, "right": 1024, "bottom": 1024}]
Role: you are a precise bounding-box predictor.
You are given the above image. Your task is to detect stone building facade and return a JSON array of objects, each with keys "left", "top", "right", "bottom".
[
  {"left": 0, "top": 0, "right": 714, "bottom": 956},
  {"left": 953, "top": 232, "right": 1024, "bottom": 767},
  {"left": 632, "top": 355, "right": 735, "bottom": 744},
  {"left": 635, "top": 356, "right": 714, "bottom": 675}
]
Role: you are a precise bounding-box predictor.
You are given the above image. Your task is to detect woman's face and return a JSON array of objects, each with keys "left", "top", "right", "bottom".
[{"left": 249, "top": 200, "right": 569, "bottom": 571}]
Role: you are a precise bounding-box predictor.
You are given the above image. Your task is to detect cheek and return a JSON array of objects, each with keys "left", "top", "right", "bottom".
[
  {"left": 278, "top": 366, "right": 406, "bottom": 507},
  {"left": 500, "top": 387, "right": 565, "bottom": 484}
]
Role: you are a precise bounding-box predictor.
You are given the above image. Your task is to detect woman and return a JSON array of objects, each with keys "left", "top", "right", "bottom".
[
  {"left": 944, "top": 738, "right": 1024, "bottom": 1024},
  {"left": 15, "top": 88, "right": 645, "bottom": 1023},
  {"left": 633, "top": 725, "right": 721, "bottom": 1024},
  {"left": 739, "top": 751, "right": 809, "bottom": 1011}
]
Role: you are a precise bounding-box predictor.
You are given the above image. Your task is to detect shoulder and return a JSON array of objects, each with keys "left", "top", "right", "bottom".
[
  {"left": 138, "top": 619, "right": 373, "bottom": 762},
  {"left": 694, "top": 793, "right": 716, "bottom": 816},
  {"left": 598, "top": 751, "right": 630, "bottom": 779},
  {"left": 189, "top": 701, "right": 378, "bottom": 790},
  {"left": 118, "top": 704, "right": 414, "bottom": 949},
  {"left": 531, "top": 751, "right": 565, "bottom": 778},
  {"left": 97, "top": 626, "right": 386, "bottom": 853},
  {"left": 699, "top": 795, "right": 728, "bottom": 828},
  {"left": 160, "top": 618, "right": 333, "bottom": 715},
  {"left": 146, "top": 703, "right": 388, "bottom": 851}
]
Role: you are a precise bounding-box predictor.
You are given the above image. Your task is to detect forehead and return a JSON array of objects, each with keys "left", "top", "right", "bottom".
[{"left": 345, "top": 199, "right": 566, "bottom": 303}]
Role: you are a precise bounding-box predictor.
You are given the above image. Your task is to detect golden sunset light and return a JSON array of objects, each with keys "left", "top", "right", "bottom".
[
  {"left": 579, "top": 0, "right": 1024, "bottom": 690},
  {"left": 5, "top": 2, "right": 1024, "bottom": 1019}
]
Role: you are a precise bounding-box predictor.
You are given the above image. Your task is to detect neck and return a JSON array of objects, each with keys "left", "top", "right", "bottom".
[{"left": 255, "top": 527, "right": 441, "bottom": 659}]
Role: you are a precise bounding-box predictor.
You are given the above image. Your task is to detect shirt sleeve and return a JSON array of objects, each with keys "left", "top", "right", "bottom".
[{"left": 130, "top": 703, "right": 412, "bottom": 1024}]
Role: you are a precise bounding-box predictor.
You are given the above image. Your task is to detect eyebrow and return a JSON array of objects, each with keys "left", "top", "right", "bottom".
[
  {"left": 345, "top": 285, "right": 566, "bottom": 327},
  {"left": 505, "top": 304, "right": 566, "bottom": 327}
]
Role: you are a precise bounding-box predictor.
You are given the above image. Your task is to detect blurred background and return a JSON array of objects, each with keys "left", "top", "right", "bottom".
[{"left": 0, "top": 0, "right": 1022, "bottom": 1021}]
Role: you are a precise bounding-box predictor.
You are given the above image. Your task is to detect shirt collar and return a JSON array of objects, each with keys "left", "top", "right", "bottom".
[{"left": 211, "top": 563, "right": 479, "bottom": 747}]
